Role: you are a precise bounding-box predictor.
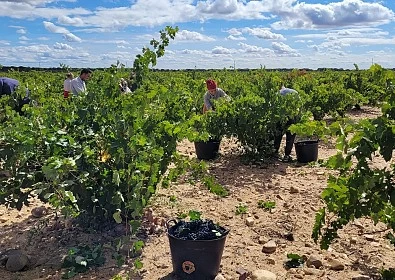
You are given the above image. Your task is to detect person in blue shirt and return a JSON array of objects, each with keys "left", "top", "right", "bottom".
[
  {"left": 0, "top": 77, "right": 19, "bottom": 96},
  {"left": 0, "top": 77, "right": 30, "bottom": 114}
]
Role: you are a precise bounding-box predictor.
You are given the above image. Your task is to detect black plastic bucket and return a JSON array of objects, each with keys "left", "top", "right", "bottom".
[
  {"left": 167, "top": 221, "right": 229, "bottom": 280},
  {"left": 294, "top": 140, "right": 319, "bottom": 163},
  {"left": 194, "top": 139, "right": 220, "bottom": 160}
]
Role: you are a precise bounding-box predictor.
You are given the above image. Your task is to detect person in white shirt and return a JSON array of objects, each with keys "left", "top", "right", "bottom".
[
  {"left": 70, "top": 68, "right": 92, "bottom": 96},
  {"left": 119, "top": 78, "right": 131, "bottom": 94},
  {"left": 63, "top": 72, "right": 74, "bottom": 98}
]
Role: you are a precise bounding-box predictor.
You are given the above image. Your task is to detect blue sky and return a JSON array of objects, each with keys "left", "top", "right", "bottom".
[{"left": 0, "top": 0, "right": 394, "bottom": 69}]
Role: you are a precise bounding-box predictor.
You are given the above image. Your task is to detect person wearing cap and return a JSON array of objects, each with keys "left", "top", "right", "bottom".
[
  {"left": 274, "top": 85, "right": 299, "bottom": 162},
  {"left": 203, "top": 79, "right": 230, "bottom": 113}
]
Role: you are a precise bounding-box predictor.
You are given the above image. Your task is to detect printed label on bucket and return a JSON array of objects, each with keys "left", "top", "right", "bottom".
[{"left": 182, "top": 261, "right": 196, "bottom": 274}]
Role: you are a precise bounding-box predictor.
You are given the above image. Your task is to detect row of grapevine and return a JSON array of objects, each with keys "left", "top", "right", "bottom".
[{"left": 1, "top": 34, "right": 394, "bottom": 240}]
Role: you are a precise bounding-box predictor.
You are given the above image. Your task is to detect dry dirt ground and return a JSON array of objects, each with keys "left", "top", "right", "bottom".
[{"left": 1, "top": 106, "right": 394, "bottom": 280}]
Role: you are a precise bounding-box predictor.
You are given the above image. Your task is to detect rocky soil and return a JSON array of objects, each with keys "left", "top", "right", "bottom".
[{"left": 1, "top": 106, "right": 394, "bottom": 280}]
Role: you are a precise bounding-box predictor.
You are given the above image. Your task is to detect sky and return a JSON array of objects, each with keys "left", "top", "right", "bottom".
[{"left": 0, "top": 0, "right": 394, "bottom": 70}]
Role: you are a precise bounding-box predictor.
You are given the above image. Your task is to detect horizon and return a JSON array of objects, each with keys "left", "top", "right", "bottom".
[{"left": 0, "top": 0, "right": 394, "bottom": 70}]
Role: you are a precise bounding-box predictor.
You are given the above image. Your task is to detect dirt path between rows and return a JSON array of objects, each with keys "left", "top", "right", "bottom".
[{"left": 1, "top": 106, "right": 393, "bottom": 280}]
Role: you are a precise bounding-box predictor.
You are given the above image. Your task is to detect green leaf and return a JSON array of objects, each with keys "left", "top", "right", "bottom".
[
  {"left": 112, "top": 171, "right": 120, "bottom": 186},
  {"left": 113, "top": 210, "right": 122, "bottom": 224},
  {"left": 64, "top": 191, "right": 77, "bottom": 203},
  {"left": 133, "top": 240, "right": 144, "bottom": 252},
  {"left": 188, "top": 210, "right": 201, "bottom": 221},
  {"left": 134, "top": 259, "right": 143, "bottom": 270},
  {"left": 312, "top": 208, "right": 326, "bottom": 244},
  {"left": 75, "top": 256, "right": 87, "bottom": 266}
]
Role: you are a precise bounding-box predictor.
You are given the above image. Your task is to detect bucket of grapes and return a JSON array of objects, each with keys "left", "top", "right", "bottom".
[{"left": 166, "top": 216, "right": 229, "bottom": 280}]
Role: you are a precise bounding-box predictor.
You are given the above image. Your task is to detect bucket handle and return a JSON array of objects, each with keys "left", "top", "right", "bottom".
[{"left": 165, "top": 219, "right": 178, "bottom": 229}]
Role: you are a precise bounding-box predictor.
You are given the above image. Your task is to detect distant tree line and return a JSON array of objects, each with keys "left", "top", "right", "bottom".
[{"left": 0, "top": 65, "right": 394, "bottom": 73}]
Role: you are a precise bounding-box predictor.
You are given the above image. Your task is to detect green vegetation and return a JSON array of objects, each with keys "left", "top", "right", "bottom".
[
  {"left": 257, "top": 200, "right": 276, "bottom": 210},
  {"left": 1, "top": 25, "right": 395, "bottom": 279},
  {"left": 61, "top": 245, "right": 106, "bottom": 279},
  {"left": 235, "top": 204, "right": 248, "bottom": 215}
]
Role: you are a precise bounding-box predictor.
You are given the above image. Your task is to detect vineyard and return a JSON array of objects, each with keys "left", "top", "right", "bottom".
[{"left": 1, "top": 28, "right": 395, "bottom": 280}]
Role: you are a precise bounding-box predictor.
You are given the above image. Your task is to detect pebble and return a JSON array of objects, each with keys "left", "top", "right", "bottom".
[
  {"left": 364, "top": 235, "right": 376, "bottom": 242},
  {"left": 245, "top": 217, "right": 254, "bottom": 227},
  {"left": 214, "top": 274, "right": 226, "bottom": 280},
  {"left": 262, "top": 240, "right": 277, "bottom": 254},
  {"left": 304, "top": 267, "right": 325, "bottom": 276},
  {"left": 306, "top": 254, "right": 323, "bottom": 268},
  {"left": 351, "top": 274, "right": 371, "bottom": 280},
  {"left": 290, "top": 186, "right": 300, "bottom": 194},
  {"left": 251, "top": 269, "right": 277, "bottom": 280},
  {"left": 350, "top": 237, "right": 357, "bottom": 244},
  {"left": 5, "top": 251, "right": 29, "bottom": 272},
  {"left": 236, "top": 267, "right": 249, "bottom": 280},
  {"left": 258, "top": 236, "right": 267, "bottom": 244},
  {"left": 328, "top": 259, "right": 345, "bottom": 271},
  {"left": 353, "top": 221, "right": 364, "bottom": 229},
  {"left": 31, "top": 206, "right": 48, "bottom": 218}
]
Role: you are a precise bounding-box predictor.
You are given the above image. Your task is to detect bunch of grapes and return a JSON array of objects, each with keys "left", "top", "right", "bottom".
[{"left": 169, "top": 219, "right": 228, "bottom": 240}]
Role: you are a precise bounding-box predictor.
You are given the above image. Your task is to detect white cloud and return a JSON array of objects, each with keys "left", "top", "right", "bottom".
[
  {"left": 16, "top": 28, "right": 26, "bottom": 34},
  {"left": 0, "top": 0, "right": 394, "bottom": 69},
  {"left": 0, "top": 40, "right": 10, "bottom": 45},
  {"left": 176, "top": 30, "right": 215, "bottom": 42},
  {"left": 19, "top": 36, "right": 29, "bottom": 41},
  {"left": 63, "top": 33, "right": 82, "bottom": 42},
  {"left": 271, "top": 42, "right": 301, "bottom": 56},
  {"left": 53, "top": 42, "right": 74, "bottom": 50},
  {"left": 226, "top": 27, "right": 285, "bottom": 40},
  {"left": 43, "top": 21, "right": 70, "bottom": 34},
  {"left": 212, "top": 46, "right": 235, "bottom": 54},
  {"left": 227, "top": 35, "right": 246, "bottom": 41},
  {"left": 272, "top": 0, "right": 395, "bottom": 29},
  {"left": 197, "top": 0, "right": 239, "bottom": 14},
  {"left": 238, "top": 42, "right": 274, "bottom": 55},
  {"left": 57, "top": 15, "right": 84, "bottom": 26},
  {"left": 180, "top": 49, "right": 207, "bottom": 55},
  {"left": 43, "top": 21, "right": 82, "bottom": 42},
  {"left": 227, "top": 28, "right": 242, "bottom": 36},
  {"left": 241, "top": 27, "right": 286, "bottom": 40},
  {"left": 0, "top": 2, "right": 90, "bottom": 21},
  {"left": 0, "top": 0, "right": 392, "bottom": 33},
  {"left": 8, "top": 25, "right": 25, "bottom": 29}
]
